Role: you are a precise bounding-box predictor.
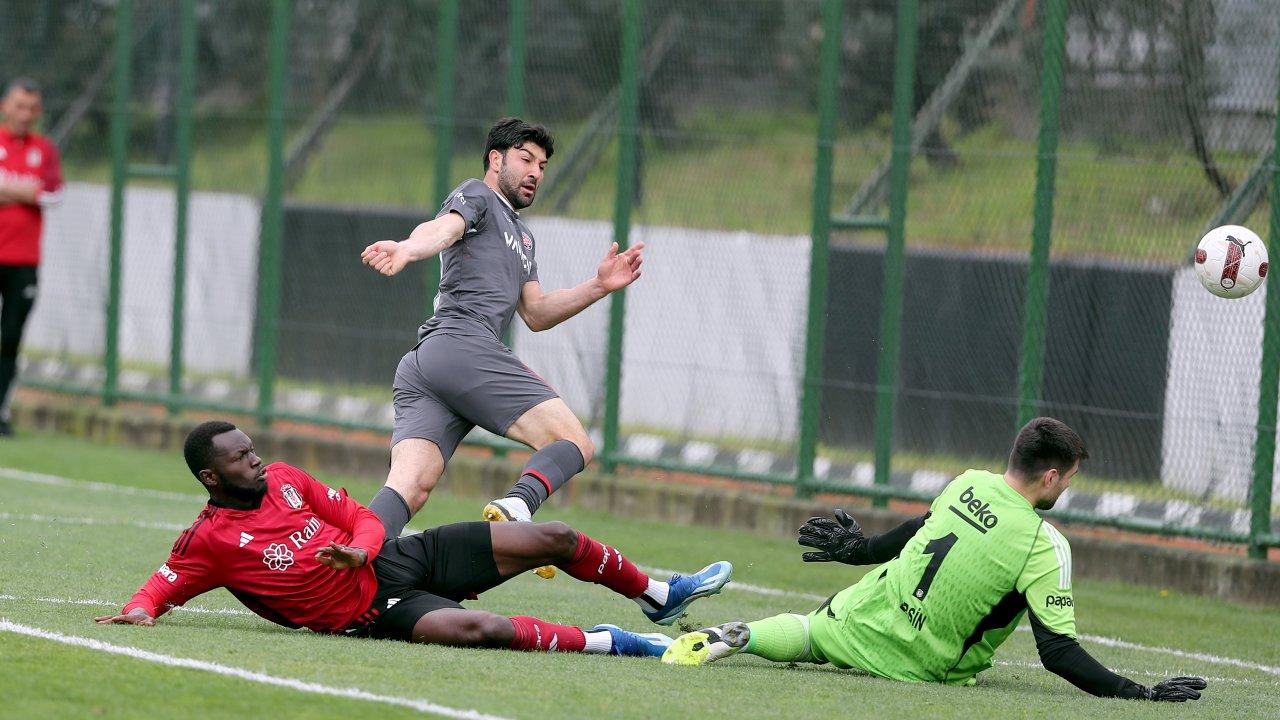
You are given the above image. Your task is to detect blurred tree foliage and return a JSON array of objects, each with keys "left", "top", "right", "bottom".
[{"left": 0, "top": 0, "right": 1233, "bottom": 179}]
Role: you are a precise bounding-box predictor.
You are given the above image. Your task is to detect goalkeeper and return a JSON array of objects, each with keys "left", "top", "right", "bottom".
[{"left": 663, "top": 417, "right": 1207, "bottom": 702}]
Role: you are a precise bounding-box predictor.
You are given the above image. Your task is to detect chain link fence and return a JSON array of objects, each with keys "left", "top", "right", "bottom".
[{"left": 5, "top": 0, "right": 1280, "bottom": 553}]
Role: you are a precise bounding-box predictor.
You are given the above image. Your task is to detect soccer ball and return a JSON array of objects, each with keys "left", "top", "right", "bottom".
[{"left": 1194, "top": 225, "right": 1268, "bottom": 299}]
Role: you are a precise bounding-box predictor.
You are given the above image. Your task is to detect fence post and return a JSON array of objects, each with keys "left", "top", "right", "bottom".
[
  {"left": 498, "top": 0, "right": 528, "bottom": 371},
  {"left": 506, "top": 0, "right": 528, "bottom": 118},
  {"left": 255, "top": 0, "right": 289, "bottom": 427},
  {"left": 1248, "top": 37, "right": 1280, "bottom": 559},
  {"left": 167, "top": 0, "right": 196, "bottom": 414},
  {"left": 1016, "top": 0, "right": 1068, "bottom": 427},
  {"left": 601, "top": 0, "right": 642, "bottom": 473},
  {"left": 428, "top": 0, "right": 458, "bottom": 317},
  {"left": 489, "top": 0, "right": 527, "bottom": 456},
  {"left": 104, "top": 0, "right": 134, "bottom": 406},
  {"left": 797, "top": 0, "right": 842, "bottom": 498},
  {"left": 871, "top": 0, "right": 919, "bottom": 506}
]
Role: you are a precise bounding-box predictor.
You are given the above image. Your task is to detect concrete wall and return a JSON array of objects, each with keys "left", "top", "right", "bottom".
[
  {"left": 33, "top": 189, "right": 1280, "bottom": 503},
  {"left": 821, "top": 244, "right": 1173, "bottom": 480},
  {"left": 277, "top": 207, "right": 812, "bottom": 443},
  {"left": 30, "top": 182, "right": 260, "bottom": 374},
  {"left": 1162, "top": 267, "right": 1280, "bottom": 502}
]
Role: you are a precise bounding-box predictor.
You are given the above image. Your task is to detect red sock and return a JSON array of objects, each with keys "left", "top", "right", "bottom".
[
  {"left": 508, "top": 616, "right": 586, "bottom": 653},
  {"left": 557, "top": 532, "right": 649, "bottom": 598}
]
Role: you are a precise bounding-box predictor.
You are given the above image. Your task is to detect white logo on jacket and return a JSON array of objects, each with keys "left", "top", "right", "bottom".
[
  {"left": 262, "top": 543, "right": 295, "bottom": 572},
  {"left": 288, "top": 516, "right": 322, "bottom": 549},
  {"left": 502, "top": 230, "right": 533, "bottom": 274}
]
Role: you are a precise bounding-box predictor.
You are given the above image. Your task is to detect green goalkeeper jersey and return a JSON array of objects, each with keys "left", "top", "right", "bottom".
[{"left": 808, "top": 469, "right": 1076, "bottom": 684}]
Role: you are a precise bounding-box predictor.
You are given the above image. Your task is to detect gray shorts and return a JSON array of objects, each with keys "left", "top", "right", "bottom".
[{"left": 391, "top": 332, "right": 558, "bottom": 460}]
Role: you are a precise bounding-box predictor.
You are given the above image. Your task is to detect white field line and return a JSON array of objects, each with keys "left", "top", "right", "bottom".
[
  {"left": 0, "top": 511, "right": 187, "bottom": 532},
  {"left": 991, "top": 659, "right": 1278, "bottom": 686},
  {"left": 0, "top": 467, "right": 204, "bottom": 503},
  {"left": 0, "top": 594, "right": 253, "bottom": 617},
  {"left": 11, "top": 589, "right": 1279, "bottom": 682},
  {"left": 1051, "top": 628, "right": 1280, "bottom": 678},
  {"left": 0, "top": 619, "right": 511, "bottom": 720},
  {"left": 4, "top": 591, "right": 1278, "bottom": 689},
  {"left": 6, "top": 465, "right": 1280, "bottom": 679}
]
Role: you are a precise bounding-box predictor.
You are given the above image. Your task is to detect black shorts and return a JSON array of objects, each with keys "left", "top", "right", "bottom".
[
  {"left": 391, "top": 331, "right": 559, "bottom": 461},
  {"left": 352, "top": 521, "right": 506, "bottom": 642}
]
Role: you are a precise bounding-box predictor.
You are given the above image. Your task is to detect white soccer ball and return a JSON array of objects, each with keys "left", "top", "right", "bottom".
[{"left": 1194, "top": 225, "right": 1268, "bottom": 299}]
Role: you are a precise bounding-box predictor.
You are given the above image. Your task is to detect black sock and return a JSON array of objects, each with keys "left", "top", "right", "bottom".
[
  {"left": 369, "top": 487, "right": 411, "bottom": 541},
  {"left": 505, "top": 440, "right": 585, "bottom": 516}
]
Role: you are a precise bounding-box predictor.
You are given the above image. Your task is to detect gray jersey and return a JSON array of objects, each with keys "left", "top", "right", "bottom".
[{"left": 417, "top": 179, "right": 539, "bottom": 343}]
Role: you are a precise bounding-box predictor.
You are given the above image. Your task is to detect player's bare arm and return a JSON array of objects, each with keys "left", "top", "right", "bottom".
[
  {"left": 517, "top": 241, "right": 644, "bottom": 331},
  {"left": 94, "top": 607, "right": 155, "bottom": 626},
  {"left": 361, "top": 212, "right": 467, "bottom": 277},
  {"left": 315, "top": 541, "right": 368, "bottom": 570},
  {"left": 0, "top": 176, "right": 40, "bottom": 205}
]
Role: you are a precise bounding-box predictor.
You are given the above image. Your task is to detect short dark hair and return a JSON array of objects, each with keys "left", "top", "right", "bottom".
[
  {"left": 5, "top": 77, "right": 42, "bottom": 97},
  {"left": 483, "top": 117, "right": 553, "bottom": 171},
  {"left": 1009, "top": 417, "right": 1088, "bottom": 478},
  {"left": 183, "top": 420, "right": 238, "bottom": 478}
]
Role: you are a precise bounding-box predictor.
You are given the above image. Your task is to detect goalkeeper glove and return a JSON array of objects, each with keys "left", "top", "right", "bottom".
[
  {"left": 798, "top": 509, "right": 868, "bottom": 564},
  {"left": 1142, "top": 676, "right": 1207, "bottom": 702}
]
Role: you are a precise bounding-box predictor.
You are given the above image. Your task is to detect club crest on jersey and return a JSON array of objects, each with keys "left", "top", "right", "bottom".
[
  {"left": 26, "top": 147, "right": 41, "bottom": 167},
  {"left": 521, "top": 232, "right": 532, "bottom": 251},
  {"left": 281, "top": 484, "right": 303, "bottom": 509},
  {"left": 263, "top": 543, "right": 295, "bottom": 572}
]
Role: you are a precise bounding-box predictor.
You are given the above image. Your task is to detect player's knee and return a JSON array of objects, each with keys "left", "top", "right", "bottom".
[
  {"left": 389, "top": 441, "right": 444, "bottom": 496},
  {"left": 413, "top": 467, "right": 441, "bottom": 493},
  {"left": 571, "top": 434, "right": 594, "bottom": 467},
  {"left": 538, "top": 520, "right": 580, "bottom": 560},
  {"left": 462, "top": 612, "right": 514, "bottom": 647}
]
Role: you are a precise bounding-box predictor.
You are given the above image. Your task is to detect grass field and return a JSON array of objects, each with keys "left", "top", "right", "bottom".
[{"left": 3, "top": 432, "right": 1280, "bottom": 719}]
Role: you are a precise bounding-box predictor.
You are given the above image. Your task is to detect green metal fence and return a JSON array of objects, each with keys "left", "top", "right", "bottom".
[{"left": 6, "top": 0, "right": 1280, "bottom": 557}]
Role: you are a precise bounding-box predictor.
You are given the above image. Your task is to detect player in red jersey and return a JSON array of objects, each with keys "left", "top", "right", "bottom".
[
  {"left": 95, "top": 421, "right": 732, "bottom": 656},
  {"left": 0, "top": 78, "right": 63, "bottom": 437}
]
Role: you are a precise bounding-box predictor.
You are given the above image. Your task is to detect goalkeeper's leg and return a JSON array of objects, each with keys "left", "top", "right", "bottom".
[
  {"left": 743, "top": 613, "right": 816, "bottom": 662},
  {"left": 662, "top": 613, "right": 820, "bottom": 666}
]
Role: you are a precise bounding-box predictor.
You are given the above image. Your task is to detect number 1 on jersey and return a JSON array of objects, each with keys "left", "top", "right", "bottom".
[{"left": 912, "top": 532, "right": 959, "bottom": 601}]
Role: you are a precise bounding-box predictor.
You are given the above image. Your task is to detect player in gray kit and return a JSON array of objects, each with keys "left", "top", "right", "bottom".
[{"left": 361, "top": 118, "right": 644, "bottom": 577}]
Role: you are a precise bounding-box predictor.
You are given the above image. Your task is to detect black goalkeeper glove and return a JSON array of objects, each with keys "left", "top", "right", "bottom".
[
  {"left": 1142, "top": 676, "right": 1207, "bottom": 702},
  {"left": 798, "top": 509, "right": 868, "bottom": 564}
]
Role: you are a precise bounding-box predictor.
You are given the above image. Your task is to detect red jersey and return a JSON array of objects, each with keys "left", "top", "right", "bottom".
[
  {"left": 123, "top": 462, "right": 386, "bottom": 633},
  {"left": 0, "top": 126, "right": 63, "bottom": 266}
]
